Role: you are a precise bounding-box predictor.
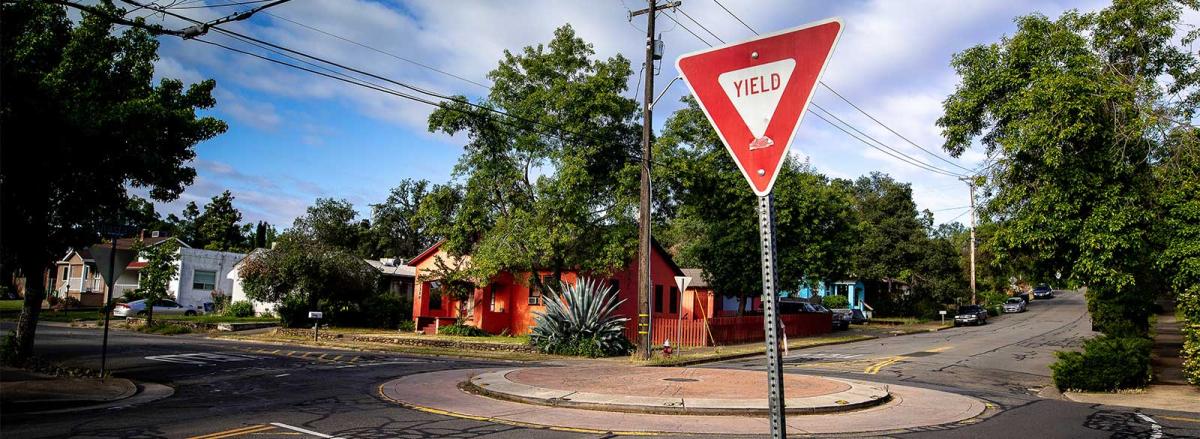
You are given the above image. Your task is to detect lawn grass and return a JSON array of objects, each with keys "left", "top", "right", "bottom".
[
  {"left": 33, "top": 309, "right": 105, "bottom": 322},
  {"left": 217, "top": 331, "right": 552, "bottom": 362},
  {"left": 299, "top": 327, "right": 530, "bottom": 345},
  {"left": 160, "top": 314, "right": 277, "bottom": 324},
  {"left": 0, "top": 299, "right": 24, "bottom": 312},
  {"left": 137, "top": 323, "right": 193, "bottom": 335}
]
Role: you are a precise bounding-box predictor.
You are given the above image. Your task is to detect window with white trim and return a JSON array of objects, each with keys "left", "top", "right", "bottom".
[{"left": 192, "top": 270, "right": 217, "bottom": 290}]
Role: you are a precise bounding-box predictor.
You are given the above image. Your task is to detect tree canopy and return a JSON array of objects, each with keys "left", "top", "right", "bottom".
[{"left": 0, "top": 1, "right": 226, "bottom": 359}]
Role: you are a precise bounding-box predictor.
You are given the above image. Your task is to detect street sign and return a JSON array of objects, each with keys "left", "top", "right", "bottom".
[
  {"left": 1055, "top": 271, "right": 1062, "bottom": 280},
  {"left": 89, "top": 245, "right": 136, "bottom": 288},
  {"left": 676, "top": 18, "right": 844, "bottom": 196},
  {"left": 673, "top": 276, "right": 692, "bottom": 293},
  {"left": 676, "top": 18, "right": 845, "bottom": 439},
  {"left": 308, "top": 311, "right": 323, "bottom": 319},
  {"left": 673, "top": 276, "right": 692, "bottom": 352}
]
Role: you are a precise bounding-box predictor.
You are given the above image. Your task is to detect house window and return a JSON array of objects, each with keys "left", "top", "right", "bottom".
[
  {"left": 192, "top": 270, "right": 217, "bottom": 290},
  {"left": 429, "top": 283, "right": 444, "bottom": 309},
  {"left": 490, "top": 284, "right": 500, "bottom": 312},
  {"left": 61, "top": 267, "right": 68, "bottom": 281},
  {"left": 654, "top": 284, "right": 664, "bottom": 313},
  {"left": 531, "top": 275, "right": 555, "bottom": 305},
  {"left": 669, "top": 286, "right": 679, "bottom": 314}
]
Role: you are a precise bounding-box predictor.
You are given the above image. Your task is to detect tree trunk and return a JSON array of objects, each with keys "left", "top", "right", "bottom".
[
  {"left": 147, "top": 299, "right": 155, "bottom": 327},
  {"left": 12, "top": 261, "right": 45, "bottom": 362}
]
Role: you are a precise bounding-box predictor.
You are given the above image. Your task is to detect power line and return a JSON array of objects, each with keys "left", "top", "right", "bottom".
[
  {"left": 674, "top": 8, "right": 725, "bottom": 44},
  {"left": 811, "top": 102, "right": 965, "bottom": 177},
  {"left": 808, "top": 106, "right": 962, "bottom": 177},
  {"left": 929, "top": 205, "right": 970, "bottom": 212},
  {"left": 168, "top": 0, "right": 274, "bottom": 9},
  {"left": 660, "top": 7, "right": 712, "bottom": 46},
  {"left": 712, "top": 0, "right": 758, "bottom": 36},
  {"left": 703, "top": 1, "right": 974, "bottom": 176},
  {"left": 945, "top": 208, "right": 970, "bottom": 223}
]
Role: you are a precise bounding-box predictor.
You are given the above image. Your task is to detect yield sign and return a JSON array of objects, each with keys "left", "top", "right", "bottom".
[{"left": 676, "top": 18, "right": 843, "bottom": 195}]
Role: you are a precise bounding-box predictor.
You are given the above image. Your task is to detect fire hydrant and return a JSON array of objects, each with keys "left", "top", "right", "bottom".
[{"left": 662, "top": 339, "right": 673, "bottom": 357}]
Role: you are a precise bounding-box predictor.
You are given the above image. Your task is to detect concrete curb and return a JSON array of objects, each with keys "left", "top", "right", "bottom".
[
  {"left": 23, "top": 382, "right": 174, "bottom": 415},
  {"left": 656, "top": 335, "right": 879, "bottom": 367},
  {"left": 465, "top": 368, "right": 892, "bottom": 416}
]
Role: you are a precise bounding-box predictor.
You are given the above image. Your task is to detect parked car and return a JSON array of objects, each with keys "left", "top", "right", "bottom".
[
  {"left": 810, "top": 304, "right": 850, "bottom": 330},
  {"left": 1032, "top": 283, "right": 1054, "bottom": 299},
  {"left": 778, "top": 298, "right": 818, "bottom": 313},
  {"left": 113, "top": 299, "right": 196, "bottom": 317},
  {"left": 954, "top": 305, "right": 988, "bottom": 326},
  {"left": 833, "top": 308, "right": 869, "bottom": 325},
  {"left": 1003, "top": 297, "right": 1027, "bottom": 313}
]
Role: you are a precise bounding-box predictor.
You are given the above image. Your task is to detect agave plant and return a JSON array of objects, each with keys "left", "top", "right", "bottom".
[{"left": 530, "top": 277, "right": 632, "bottom": 357}]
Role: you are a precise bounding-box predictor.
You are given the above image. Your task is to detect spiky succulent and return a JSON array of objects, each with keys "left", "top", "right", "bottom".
[{"left": 530, "top": 277, "right": 633, "bottom": 357}]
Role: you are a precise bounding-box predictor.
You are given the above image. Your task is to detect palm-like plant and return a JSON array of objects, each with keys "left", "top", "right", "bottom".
[{"left": 530, "top": 277, "right": 632, "bottom": 357}]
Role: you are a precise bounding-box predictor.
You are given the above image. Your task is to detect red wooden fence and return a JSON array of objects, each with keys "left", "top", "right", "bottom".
[{"left": 625, "top": 313, "right": 831, "bottom": 347}]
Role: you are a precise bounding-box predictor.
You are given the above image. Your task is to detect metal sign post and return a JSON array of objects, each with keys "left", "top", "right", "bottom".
[
  {"left": 92, "top": 224, "right": 136, "bottom": 378},
  {"left": 309, "top": 311, "right": 323, "bottom": 341},
  {"left": 757, "top": 194, "right": 786, "bottom": 437},
  {"left": 674, "top": 275, "right": 692, "bottom": 351}
]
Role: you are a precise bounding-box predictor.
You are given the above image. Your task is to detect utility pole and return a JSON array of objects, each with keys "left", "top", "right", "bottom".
[
  {"left": 961, "top": 176, "right": 977, "bottom": 305},
  {"left": 629, "top": 0, "right": 679, "bottom": 359}
]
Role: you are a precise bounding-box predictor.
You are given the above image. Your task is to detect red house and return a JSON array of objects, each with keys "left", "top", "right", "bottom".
[
  {"left": 409, "top": 240, "right": 684, "bottom": 338},
  {"left": 409, "top": 241, "right": 830, "bottom": 346}
]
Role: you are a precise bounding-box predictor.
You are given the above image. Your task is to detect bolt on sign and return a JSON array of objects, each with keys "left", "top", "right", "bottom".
[{"left": 676, "top": 18, "right": 843, "bottom": 195}]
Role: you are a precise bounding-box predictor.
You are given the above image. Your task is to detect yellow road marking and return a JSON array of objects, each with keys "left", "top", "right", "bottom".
[
  {"left": 1161, "top": 415, "right": 1200, "bottom": 423},
  {"left": 926, "top": 345, "right": 953, "bottom": 353},
  {"left": 318, "top": 353, "right": 329, "bottom": 360},
  {"left": 349, "top": 356, "right": 361, "bottom": 363},
  {"left": 864, "top": 357, "right": 902, "bottom": 374},
  {"left": 186, "top": 424, "right": 272, "bottom": 439},
  {"left": 299, "top": 352, "right": 311, "bottom": 358},
  {"left": 333, "top": 355, "right": 343, "bottom": 361}
]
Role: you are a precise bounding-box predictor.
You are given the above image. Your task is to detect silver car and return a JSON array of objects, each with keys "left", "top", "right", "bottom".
[
  {"left": 113, "top": 299, "right": 196, "bottom": 317},
  {"left": 1003, "top": 297, "right": 1027, "bottom": 313}
]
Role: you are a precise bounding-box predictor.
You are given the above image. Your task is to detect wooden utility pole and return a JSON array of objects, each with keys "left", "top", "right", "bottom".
[
  {"left": 961, "top": 176, "right": 977, "bottom": 305},
  {"left": 629, "top": 0, "right": 679, "bottom": 359}
]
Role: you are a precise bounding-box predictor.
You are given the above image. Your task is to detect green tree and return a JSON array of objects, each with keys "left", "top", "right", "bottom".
[
  {"left": 195, "top": 190, "right": 245, "bottom": 251},
  {"left": 0, "top": 1, "right": 226, "bottom": 360},
  {"left": 654, "top": 98, "right": 856, "bottom": 314},
  {"left": 937, "top": 0, "right": 1198, "bottom": 336},
  {"left": 362, "top": 179, "right": 435, "bottom": 259},
  {"left": 174, "top": 201, "right": 202, "bottom": 245},
  {"left": 844, "top": 173, "right": 928, "bottom": 314},
  {"left": 132, "top": 238, "right": 181, "bottom": 326},
  {"left": 292, "top": 198, "right": 364, "bottom": 253},
  {"left": 421, "top": 25, "right": 640, "bottom": 291}
]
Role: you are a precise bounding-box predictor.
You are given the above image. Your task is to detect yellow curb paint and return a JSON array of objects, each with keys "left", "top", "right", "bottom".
[
  {"left": 1161, "top": 416, "right": 1200, "bottom": 423},
  {"left": 187, "top": 424, "right": 272, "bottom": 439},
  {"left": 375, "top": 382, "right": 662, "bottom": 436}
]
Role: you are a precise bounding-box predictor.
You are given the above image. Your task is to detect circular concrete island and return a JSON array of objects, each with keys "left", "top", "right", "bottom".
[
  {"left": 468, "top": 367, "right": 889, "bottom": 415},
  {"left": 379, "top": 367, "right": 990, "bottom": 436}
]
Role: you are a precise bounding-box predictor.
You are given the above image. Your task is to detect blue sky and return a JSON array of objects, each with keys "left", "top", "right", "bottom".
[{"left": 129, "top": 0, "right": 1184, "bottom": 228}]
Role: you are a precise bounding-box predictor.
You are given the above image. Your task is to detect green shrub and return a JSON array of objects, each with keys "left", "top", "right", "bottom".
[
  {"left": 1180, "top": 287, "right": 1200, "bottom": 385},
  {"left": 439, "top": 322, "right": 488, "bottom": 337},
  {"left": 225, "top": 301, "right": 255, "bottom": 318},
  {"left": 361, "top": 294, "right": 410, "bottom": 329},
  {"left": 138, "top": 323, "right": 192, "bottom": 335},
  {"left": 277, "top": 297, "right": 312, "bottom": 328},
  {"left": 397, "top": 319, "right": 416, "bottom": 332},
  {"left": 1051, "top": 335, "right": 1152, "bottom": 391},
  {"left": 530, "top": 277, "right": 634, "bottom": 357},
  {"left": 211, "top": 292, "right": 231, "bottom": 314},
  {"left": 822, "top": 295, "right": 849, "bottom": 309}
]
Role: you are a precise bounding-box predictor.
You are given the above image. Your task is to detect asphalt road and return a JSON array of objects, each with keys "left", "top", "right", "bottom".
[
  {"left": 3, "top": 291, "right": 1198, "bottom": 438},
  {"left": 715, "top": 290, "right": 1200, "bottom": 438}
]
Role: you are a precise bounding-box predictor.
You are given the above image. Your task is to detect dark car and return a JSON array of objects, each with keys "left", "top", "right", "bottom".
[
  {"left": 954, "top": 305, "right": 988, "bottom": 326},
  {"left": 778, "top": 299, "right": 817, "bottom": 313},
  {"left": 1032, "top": 283, "right": 1054, "bottom": 299},
  {"left": 813, "top": 304, "right": 850, "bottom": 330},
  {"left": 833, "top": 308, "right": 869, "bottom": 325}
]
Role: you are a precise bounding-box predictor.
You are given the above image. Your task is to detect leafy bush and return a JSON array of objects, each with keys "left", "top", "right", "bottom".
[
  {"left": 1051, "top": 335, "right": 1152, "bottom": 391},
  {"left": 362, "top": 294, "right": 410, "bottom": 329},
  {"left": 210, "top": 291, "right": 231, "bottom": 314},
  {"left": 51, "top": 296, "right": 81, "bottom": 310},
  {"left": 1179, "top": 287, "right": 1200, "bottom": 385},
  {"left": 277, "top": 297, "right": 312, "bottom": 328},
  {"left": 225, "top": 301, "right": 255, "bottom": 318},
  {"left": 137, "top": 323, "right": 192, "bottom": 335},
  {"left": 530, "top": 277, "right": 633, "bottom": 358},
  {"left": 45, "top": 295, "right": 61, "bottom": 308},
  {"left": 397, "top": 319, "right": 416, "bottom": 332},
  {"left": 822, "top": 295, "right": 849, "bottom": 309},
  {"left": 439, "top": 322, "right": 488, "bottom": 337}
]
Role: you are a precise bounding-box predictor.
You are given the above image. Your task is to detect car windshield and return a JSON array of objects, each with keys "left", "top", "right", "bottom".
[
  {"left": 1035, "top": 284, "right": 1050, "bottom": 290},
  {"left": 959, "top": 306, "right": 982, "bottom": 313},
  {"left": 1006, "top": 298, "right": 1023, "bottom": 304}
]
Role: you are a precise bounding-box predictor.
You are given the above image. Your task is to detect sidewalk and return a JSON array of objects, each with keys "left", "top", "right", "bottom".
[
  {"left": 0, "top": 366, "right": 136, "bottom": 413},
  {"left": 1064, "top": 301, "right": 1200, "bottom": 413}
]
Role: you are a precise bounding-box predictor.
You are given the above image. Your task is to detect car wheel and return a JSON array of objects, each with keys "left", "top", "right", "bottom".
[{"left": 184, "top": 310, "right": 197, "bottom": 316}]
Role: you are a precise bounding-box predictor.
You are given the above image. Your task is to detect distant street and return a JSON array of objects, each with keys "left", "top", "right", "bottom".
[{"left": 4, "top": 292, "right": 1199, "bottom": 438}]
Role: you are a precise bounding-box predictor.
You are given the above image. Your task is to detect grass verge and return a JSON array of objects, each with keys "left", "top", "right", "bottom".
[
  {"left": 214, "top": 330, "right": 553, "bottom": 362},
  {"left": 631, "top": 333, "right": 876, "bottom": 367}
]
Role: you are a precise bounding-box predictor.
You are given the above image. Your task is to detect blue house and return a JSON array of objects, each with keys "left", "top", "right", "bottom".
[{"left": 792, "top": 279, "right": 868, "bottom": 312}]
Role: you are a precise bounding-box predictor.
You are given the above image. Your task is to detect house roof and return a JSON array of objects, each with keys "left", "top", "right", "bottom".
[
  {"left": 680, "top": 268, "right": 709, "bottom": 289},
  {"left": 407, "top": 240, "right": 446, "bottom": 267},
  {"left": 113, "top": 236, "right": 189, "bottom": 250},
  {"left": 366, "top": 259, "right": 416, "bottom": 277}
]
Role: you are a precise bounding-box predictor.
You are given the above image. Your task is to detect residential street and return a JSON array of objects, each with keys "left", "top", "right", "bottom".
[{"left": 2, "top": 290, "right": 1197, "bottom": 438}]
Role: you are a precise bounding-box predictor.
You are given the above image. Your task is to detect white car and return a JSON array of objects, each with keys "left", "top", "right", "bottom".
[
  {"left": 113, "top": 299, "right": 197, "bottom": 317},
  {"left": 1003, "top": 297, "right": 1027, "bottom": 313}
]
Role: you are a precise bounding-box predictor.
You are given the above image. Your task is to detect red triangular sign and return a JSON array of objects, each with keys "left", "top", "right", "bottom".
[{"left": 676, "top": 18, "right": 843, "bottom": 196}]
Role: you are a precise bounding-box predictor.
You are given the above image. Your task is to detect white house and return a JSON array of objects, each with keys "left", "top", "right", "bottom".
[
  {"left": 228, "top": 249, "right": 276, "bottom": 315},
  {"left": 167, "top": 247, "right": 246, "bottom": 311}
]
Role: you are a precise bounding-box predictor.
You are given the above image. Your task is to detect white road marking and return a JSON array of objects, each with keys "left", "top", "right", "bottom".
[
  {"left": 1137, "top": 413, "right": 1163, "bottom": 439},
  {"left": 270, "top": 422, "right": 342, "bottom": 438},
  {"left": 789, "top": 353, "right": 862, "bottom": 360},
  {"left": 274, "top": 373, "right": 291, "bottom": 378},
  {"left": 144, "top": 353, "right": 262, "bottom": 365}
]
